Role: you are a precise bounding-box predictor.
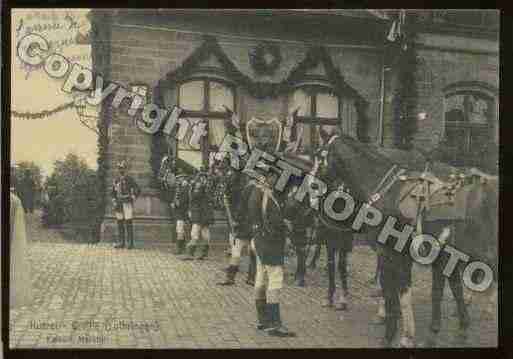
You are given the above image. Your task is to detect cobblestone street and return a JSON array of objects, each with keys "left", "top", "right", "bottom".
[{"left": 9, "top": 212, "right": 498, "bottom": 349}]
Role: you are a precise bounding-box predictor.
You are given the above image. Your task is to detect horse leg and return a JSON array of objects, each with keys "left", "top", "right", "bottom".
[
  {"left": 448, "top": 264, "right": 470, "bottom": 331},
  {"left": 381, "top": 259, "right": 401, "bottom": 347},
  {"left": 335, "top": 249, "right": 349, "bottom": 311},
  {"left": 295, "top": 244, "right": 307, "bottom": 287},
  {"left": 309, "top": 243, "right": 322, "bottom": 269},
  {"left": 399, "top": 286, "right": 415, "bottom": 347},
  {"left": 431, "top": 259, "right": 445, "bottom": 333},
  {"left": 398, "top": 260, "right": 415, "bottom": 347},
  {"left": 322, "top": 244, "right": 336, "bottom": 307}
]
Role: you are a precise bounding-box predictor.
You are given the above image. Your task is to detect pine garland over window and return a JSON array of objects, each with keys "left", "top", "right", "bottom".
[
  {"left": 150, "top": 36, "right": 372, "bottom": 188},
  {"left": 90, "top": 10, "right": 112, "bottom": 237},
  {"left": 393, "top": 28, "right": 418, "bottom": 150}
]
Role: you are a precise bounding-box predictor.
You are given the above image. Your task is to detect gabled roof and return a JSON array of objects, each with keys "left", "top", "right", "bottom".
[{"left": 155, "top": 35, "right": 368, "bottom": 105}]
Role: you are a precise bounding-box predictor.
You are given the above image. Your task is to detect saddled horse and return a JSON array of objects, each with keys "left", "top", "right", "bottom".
[{"left": 321, "top": 133, "right": 498, "bottom": 346}]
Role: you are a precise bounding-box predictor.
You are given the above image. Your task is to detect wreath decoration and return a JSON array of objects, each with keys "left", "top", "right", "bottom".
[{"left": 249, "top": 42, "right": 282, "bottom": 76}]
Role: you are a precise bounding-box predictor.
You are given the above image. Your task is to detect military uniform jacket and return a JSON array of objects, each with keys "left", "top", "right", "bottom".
[
  {"left": 240, "top": 181, "right": 287, "bottom": 266},
  {"left": 173, "top": 175, "right": 190, "bottom": 221},
  {"left": 188, "top": 172, "right": 215, "bottom": 225},
  {"left": 112, "top": 175, "right": 140, "bottom": 208},
  {"left": 222, "top": 168, "right": 248, "bottom": 238}
]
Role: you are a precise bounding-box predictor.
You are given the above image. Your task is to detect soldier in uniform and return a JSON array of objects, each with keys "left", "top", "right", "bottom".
[
  {"left": 112, "top": 160, "right": 141, "bottom": 249},
  {"left": 172, "top": 171, "right": 191, "bottom": 255},
  {"left": 182, "top": 165, "right": 215, "bottom": 260},
  {"left": 217, "top": 159, "right": 255, "bottom": 286},
  {"left": 239, "top": 167, "right": 295, "bottom": 337}
]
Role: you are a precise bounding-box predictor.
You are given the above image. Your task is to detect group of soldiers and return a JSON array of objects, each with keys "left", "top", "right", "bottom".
[{"left": 109, "top": 125, "right": 386, "bottom": 341}]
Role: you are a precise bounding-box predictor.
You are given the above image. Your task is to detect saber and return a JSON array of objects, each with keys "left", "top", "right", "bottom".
[{"left": 223, "top": 194, "right": 236, "bottom": 248}]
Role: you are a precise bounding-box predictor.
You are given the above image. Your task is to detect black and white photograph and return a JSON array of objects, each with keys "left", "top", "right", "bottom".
[{"left": 5, "top": 8, "right": 499, "bottom": 350}]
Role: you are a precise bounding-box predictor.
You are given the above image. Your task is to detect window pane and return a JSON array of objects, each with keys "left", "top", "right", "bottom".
[
  {"left": 178, "top": 118, "right": 203, "bottom": 150},
  {"left": 290, "top": 88, "right": 312, "bottom": 116},
  {"left": 179, "top": 80, "right": 204, "bottom": 111},
  {"left": 209, "top": 120, "right": 226, "bottom": 148},
  {"left": 178, "top": 150, "right": 202, "bottom": 170},
  {"left": 295, "top": 124, "right": 313, "bottom": 156},
  {"left": 316, "top": 92, "right": 339, "bottom": 118},
  {"left": 209, "top": 81, "right": 234, "bottom": 112},
  {"left": 316, "top": 91, "right": 339, "bottom": 145}
]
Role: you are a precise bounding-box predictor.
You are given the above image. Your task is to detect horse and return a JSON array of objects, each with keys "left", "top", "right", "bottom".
[{"left": 320, "top": 133, "right": 499, "bottom": 347}]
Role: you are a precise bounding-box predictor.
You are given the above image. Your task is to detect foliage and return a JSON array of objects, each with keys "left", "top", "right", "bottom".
[
  {"left": 11, "top": 161, "right": 44, "bottom": 211},
  {"left": 42, "top": 153, "right": 101, "bottom": 229},
  {"left": 151, "top": 36, "right": 372, "bottom": 187}
]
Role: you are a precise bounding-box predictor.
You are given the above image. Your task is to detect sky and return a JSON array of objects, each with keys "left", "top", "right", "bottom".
[{"left": 11, "top": 9, "right": 98, "bottom": 177}]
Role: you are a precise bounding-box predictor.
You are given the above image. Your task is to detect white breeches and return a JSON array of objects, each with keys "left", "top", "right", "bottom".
[
  {"left": 189, "top": 224, "right": 210, "bottom": 246},
  {"left": 115, "top": 203, "right": 133, "bottom": 220}
]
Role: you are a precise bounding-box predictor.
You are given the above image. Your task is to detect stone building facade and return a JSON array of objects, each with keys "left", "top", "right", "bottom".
[{"left": 90, "top": 10, "right": 499, "bottom": 243}]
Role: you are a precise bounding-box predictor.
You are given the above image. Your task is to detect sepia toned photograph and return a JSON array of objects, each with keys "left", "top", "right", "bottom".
[{"left": 7, "top": 9, "right": 499, "bottom": 350}]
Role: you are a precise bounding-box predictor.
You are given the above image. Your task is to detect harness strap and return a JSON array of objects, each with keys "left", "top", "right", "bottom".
[
  {"left": 372, "top": 165, "right": 397, "bottom": 196},
  {"left": 368, "top": 167, "right": 405, "bottom": 205}
]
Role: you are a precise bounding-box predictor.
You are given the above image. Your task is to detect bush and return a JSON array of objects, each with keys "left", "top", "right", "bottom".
[{"left": 42, "top": 153, "right": 102, "bottom": 235}]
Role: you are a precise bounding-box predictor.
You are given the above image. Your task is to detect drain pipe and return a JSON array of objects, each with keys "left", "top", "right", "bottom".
[{"left": 377, "top": 51, "right": 386, "bottom": 146}]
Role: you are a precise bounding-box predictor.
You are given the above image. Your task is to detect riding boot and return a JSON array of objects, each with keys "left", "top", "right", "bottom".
[
  {"left": 265, "top": 303, "right": 296, "bottom": 337},
  {"left": 449, "top": 272, "right": 471, "bottom": 330},
  {"left": 114, "top": 220, "right": 126, "bottom": 248},
  {"left": 218, "top": 265, "right": 238, "bottom": 286},
  {"left": 197, "top": 244, "right": 209, "bottom": 260},
  {"left": 174, "top": 233, "right": 186, "bottom": 255},
  {"left": 246, "top": 252, "right": 256, "bottom": 285},
  {"left": 182, "top": 245, "right": 197, "bottom": 260},
  {"left": 295, "top": 246, "right": 306, "bottom": 287},
  {"left": 255, "top": 299, "right": 269, "bottom": 330},
  {"left": 126, "top": 220, "right": 135, "bottom": 249},
  {"left": 430, "top": 300, "right": 442, "bottom": 333}
]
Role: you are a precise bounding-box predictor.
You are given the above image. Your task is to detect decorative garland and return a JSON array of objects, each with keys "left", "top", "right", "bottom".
[
  {"left": 392, "top": 22, "right": 418, "bottom": 150},
  {"left": 90, "top": 10, "right": 112, "bottom": 238},
  {"left": 12, "top": 101, "right": 75, "bottom": 119},
  {"left": 249, "top": 42, "right": 282, "bottom": 76},
  {"left": 151, "top": 36, "right": 373, "bottom": 188}
]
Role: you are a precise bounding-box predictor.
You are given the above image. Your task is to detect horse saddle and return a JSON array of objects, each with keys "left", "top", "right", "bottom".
[{"left": 397, "top": 171, "right": 468, "bottom": 221}]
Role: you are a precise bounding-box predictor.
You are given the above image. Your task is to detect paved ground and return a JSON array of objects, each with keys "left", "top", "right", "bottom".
[{"left": 9, "top": 211, "right": 498, "bottom": 348}]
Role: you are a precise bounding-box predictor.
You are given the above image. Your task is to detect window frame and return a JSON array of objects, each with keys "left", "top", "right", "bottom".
[
  {"left": 175, "top": 77, "right": 237, "bottom": 168},
  {"left": 290, "top": 84, "right": 342, "bottom": 158},
  {"left": 443, "top": 88, "right": 496, "bottom": 167}
]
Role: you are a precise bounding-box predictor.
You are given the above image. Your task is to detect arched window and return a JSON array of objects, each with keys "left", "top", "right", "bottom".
[
  {"left": 289, "top": 86, "right": 338, "bottom": 158},
  {"left": 443, "top": 84, "right": 497, "bottom": 167},
  {"left": 289, "top": 85, "right": 358, "bottom": 158},
  {"left": 173, "top": 78, "right": 235, "bottom": 169}
]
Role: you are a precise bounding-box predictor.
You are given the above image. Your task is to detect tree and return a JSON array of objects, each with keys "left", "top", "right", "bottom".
[
  {"left": 11, "top": 161, "right": 43, "bottom": 213},
  {"left": 42, "top": 153, "right": 101, "bottom": 238}
]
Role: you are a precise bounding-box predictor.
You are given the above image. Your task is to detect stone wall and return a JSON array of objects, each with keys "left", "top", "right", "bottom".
[
  {"left": 381, "top": 32, "right": 499, "bottom": 150},
  {"left": 100, "top": 16, "right": 499, "bottom": 243}
]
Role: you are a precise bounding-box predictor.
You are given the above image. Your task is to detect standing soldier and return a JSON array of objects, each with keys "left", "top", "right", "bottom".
[
  {"left": 172, "top": 172, "right": 191, "bottom": 255},
  {"left": 161, "top": 156, "right": 191, "bottom": 256},
  {"left": 182, "top": 165, "right": 215, "bottom": 260},
  {"left": 217, "top": 160, "right": 256, "bottom": 286},
  {"left": 112, "top": 160, "right": 141, "bottom": 249},
  {"left": 239, "top": 168, "right": 295, "bottom": 337}
]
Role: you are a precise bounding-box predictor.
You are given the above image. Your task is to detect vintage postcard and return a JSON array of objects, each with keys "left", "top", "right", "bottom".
[{"left": 7, "top": 8, "right": 499, "bottom": 351}]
